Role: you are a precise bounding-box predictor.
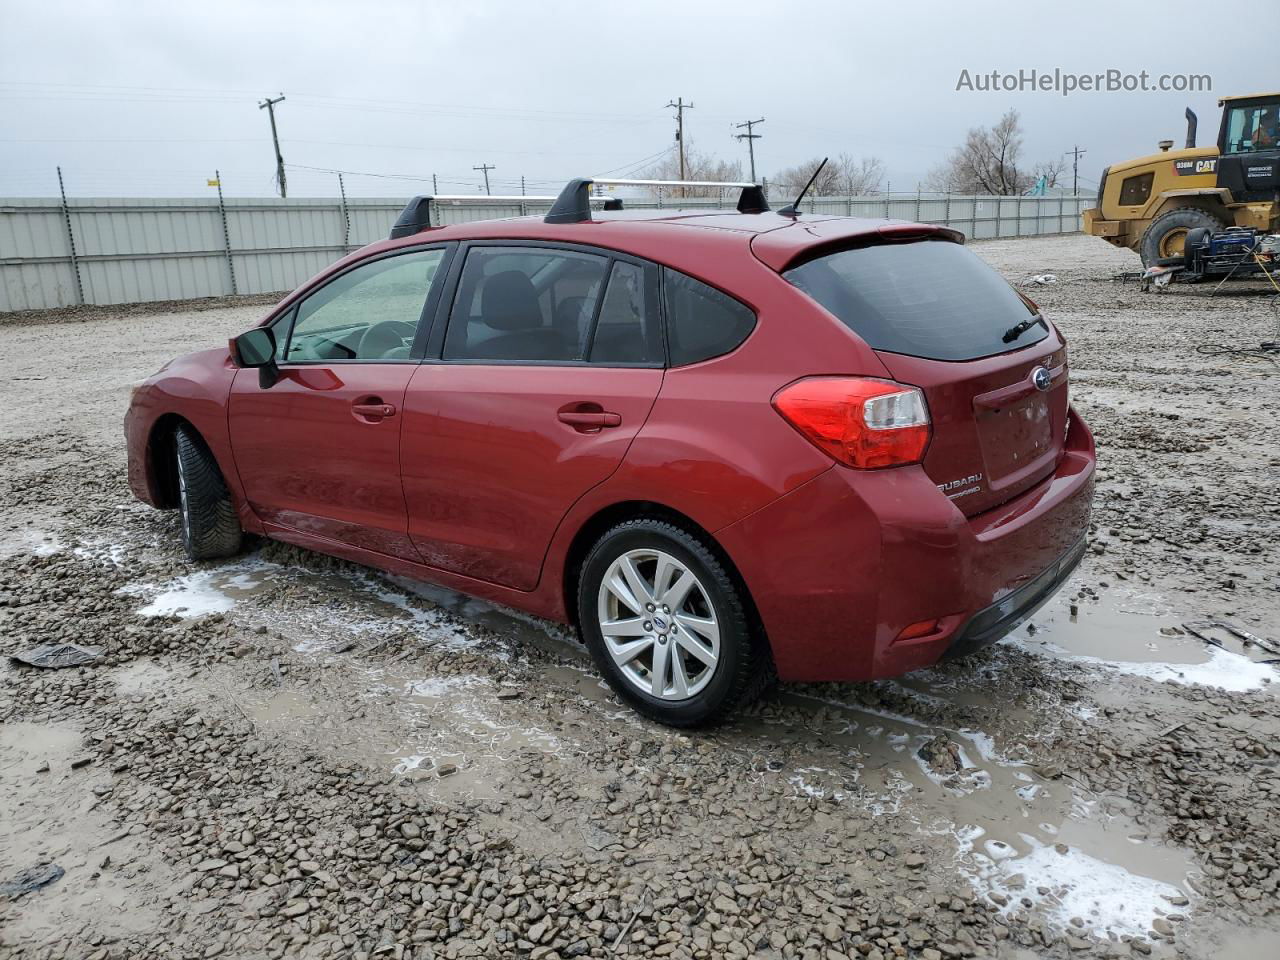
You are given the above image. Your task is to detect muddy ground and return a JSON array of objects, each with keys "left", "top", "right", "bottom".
[{"left": 1, "top": 233, "right": 1278, "bottom": 960}]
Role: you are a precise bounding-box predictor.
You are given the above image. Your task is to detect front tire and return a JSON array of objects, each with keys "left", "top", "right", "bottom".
[
  {"left": 577, "top": 519, "right": 768, "bottom": 727},
  {"left": 174, "top": 425, "right": 242, "bottom": 561}
]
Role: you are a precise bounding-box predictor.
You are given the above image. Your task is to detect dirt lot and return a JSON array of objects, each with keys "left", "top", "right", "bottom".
[{"left": 2, "top": 233, "right": 1278, "bottom": 960}]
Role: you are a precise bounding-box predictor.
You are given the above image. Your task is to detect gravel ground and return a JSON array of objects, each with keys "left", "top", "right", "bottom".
[{"left": 1, "top": 233, "right": 1278, "bottom": 960}]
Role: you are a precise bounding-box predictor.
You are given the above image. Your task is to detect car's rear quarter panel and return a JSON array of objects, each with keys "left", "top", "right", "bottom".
[{"left": 719, "top": 410, "right": 1094, "bottom": 682}]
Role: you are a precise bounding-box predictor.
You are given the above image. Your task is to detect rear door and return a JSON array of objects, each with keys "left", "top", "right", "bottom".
[
  {"left": 401, "top": 243, "right": 664, "bottom": 590},
  {"left": 228, "top": 246, "right": 451, "bottom": 557},
  {"left": 783, "top": 238, "right": 1068, "bottom": 516}
]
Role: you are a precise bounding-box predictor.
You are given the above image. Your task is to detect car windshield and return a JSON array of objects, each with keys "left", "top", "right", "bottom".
[{"left": 783, "top": 239, "right": 1045, "bottom": 361}]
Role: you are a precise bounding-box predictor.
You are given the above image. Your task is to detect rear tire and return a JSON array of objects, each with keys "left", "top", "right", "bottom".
[
  {"left": 1140, "top": 208, "right": 1225, "bottom": 267},
  {"left": 174, "top": 424, "right": 242, "bottom": 561},
  {"left": 577, "top": 519, "right": 769, "bottom": 727}
]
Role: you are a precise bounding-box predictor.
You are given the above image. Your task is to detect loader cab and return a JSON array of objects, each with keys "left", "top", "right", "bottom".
[{"left": 1216, "top": 94, "right": 1280, "bottom": 202}]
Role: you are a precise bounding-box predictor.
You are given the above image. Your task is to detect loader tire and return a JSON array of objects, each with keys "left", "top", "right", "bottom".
[{"left": 1140, "top": 208, "right": 1225, "bottom": 266}]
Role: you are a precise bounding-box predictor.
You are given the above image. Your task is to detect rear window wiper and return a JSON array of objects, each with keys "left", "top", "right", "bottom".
[{"left": 1002, "top": 313, "right": 1045, "bottom": 344}]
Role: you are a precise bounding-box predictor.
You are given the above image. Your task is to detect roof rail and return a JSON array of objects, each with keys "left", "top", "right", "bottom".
[
  {"left": 544, "top": 177, "right": 769, "bottom": 225},
  {"left": 389, "top": 193, "right": 621, "bottom": 239}
]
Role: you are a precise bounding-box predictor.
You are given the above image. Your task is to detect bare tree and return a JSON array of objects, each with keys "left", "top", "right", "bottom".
[
  {"left": 771, "top": 157, "right": 839, "bottom": 197},
  {"left": 1031, "top": 157, "right": 1067, "bottom": 189},
  {"left": 926, "top": 109, "right": 1031, "bottom": 195},
  {"left": 832, "top": 153, "right": 885, "bottom": 196},
  {"left": 771, "top": 154, "right": 885, "bottom": 198}
]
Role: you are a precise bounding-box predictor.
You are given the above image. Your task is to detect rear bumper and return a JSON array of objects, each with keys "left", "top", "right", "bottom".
[
  {"left": 717, "top": 406, "right": 1095, "bottom": 682},
  {"left": 943, "top": 534, "right": 1086, "bottom": 660}
]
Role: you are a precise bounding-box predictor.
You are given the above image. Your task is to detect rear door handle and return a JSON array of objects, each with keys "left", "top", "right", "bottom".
[
  {"left": 558, "top": 411, "right": 622, "bottom": 429},
  {"left": 352, "top": 401, "right": 397, "bottom": 420}
]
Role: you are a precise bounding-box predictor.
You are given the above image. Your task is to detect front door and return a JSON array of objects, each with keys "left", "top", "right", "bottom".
[
  {"left": 228, "top": 246, "right": 449, "bottom": 559},
  {"left": 401, "top": 245, "right": 665, "bottom": 590}
]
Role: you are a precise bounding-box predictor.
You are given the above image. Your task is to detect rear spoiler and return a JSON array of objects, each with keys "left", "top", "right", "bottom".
[{"left": 752, "top": 221, "right": 965, "bottom": 273}]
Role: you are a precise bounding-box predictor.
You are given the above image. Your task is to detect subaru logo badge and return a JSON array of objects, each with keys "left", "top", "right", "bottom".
[{"left": 1031, "top": 366, "right": 1051, "bottom": 391}]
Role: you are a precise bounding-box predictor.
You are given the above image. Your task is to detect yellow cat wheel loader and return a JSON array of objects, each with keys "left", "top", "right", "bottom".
[{"left": 1083, "top": 93, "right": 1280, "bottom": 266}]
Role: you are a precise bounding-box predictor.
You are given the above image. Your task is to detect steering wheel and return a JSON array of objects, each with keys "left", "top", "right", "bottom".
[{"left": 358, "top": 320, "right": 417, "bottom": 359}]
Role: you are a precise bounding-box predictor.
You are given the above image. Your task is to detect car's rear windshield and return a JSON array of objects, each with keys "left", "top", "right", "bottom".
[{"left": 783, "top": 239, "right": 1046, "bottom": 361}]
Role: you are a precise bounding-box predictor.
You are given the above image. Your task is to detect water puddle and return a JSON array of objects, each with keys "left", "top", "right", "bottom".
[
  {"left": 229, "top": 667, "right": 564, "bottom": 800},
  {"left": 131, "top": 552, "right": 621, "bottom": 800},
  {"left": 245, "top": 689, "right": 322, "bottom": 727},
  {"left": 109, "top": 659, "right": 173, "bottom": 697},
  {"left": 382, "top": 575, "right": 580, "bottom": 657},
  {"left": 383, "top": 670, "right": 563, "bottom": 793},
  {"left": 123, "top": 561, "right": 274, "bottom": 617},
  {"left": 1015, "top": 581, "right": 1278, "bottom": 692},
  {"left": 749, "top": 689, "right": 1199, "bottom": 944},
  {"left": 0, "top": 528, "right": 63, "bottom": 558},
  {"left": 954, "top": 816, "right": 1193, "bottom": 940},
  {"left": 73, "top": 539, "right": 128, "bottom": 567},
  {"left": 121, "top": 556, "right": 489, "bottom": 654},
  {"left": 1204, "top": 927, "right": 1280, "bottom": 960}
]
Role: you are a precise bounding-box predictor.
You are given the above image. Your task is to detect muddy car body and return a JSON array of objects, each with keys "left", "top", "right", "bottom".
[{"left": 125, "top": 179, "right": 1095, "bottom": 725}]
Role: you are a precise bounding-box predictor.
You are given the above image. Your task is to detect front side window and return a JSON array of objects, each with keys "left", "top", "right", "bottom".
[
  {"left": 285, "top": 249, "right": 445, "bottom": 362},
  {"left": 444, "top": 247, "right": 608, "bottom": 362}
]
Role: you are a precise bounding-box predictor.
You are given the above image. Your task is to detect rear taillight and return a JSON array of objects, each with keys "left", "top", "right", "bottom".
[{"left": 772, "top": 377, "right": 931, "bottom": 469}]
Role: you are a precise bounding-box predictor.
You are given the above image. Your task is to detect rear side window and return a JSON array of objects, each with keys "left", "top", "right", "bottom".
[
  {"left": 783, "top": 240, "right": 1044, "bottom": 362},
  {"left": 444, "top": 247, "right": 607, "bottom": 362},
  {"left": 663, "top": 268, "right": 756, "bottom": 366},
  {"left": 589, "top": 261, "right": 662, "bottom": 365}
]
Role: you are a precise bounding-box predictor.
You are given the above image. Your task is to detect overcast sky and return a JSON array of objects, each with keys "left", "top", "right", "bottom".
[{"left": 0, "top": 0, "right": 1271, "bottom": 199}]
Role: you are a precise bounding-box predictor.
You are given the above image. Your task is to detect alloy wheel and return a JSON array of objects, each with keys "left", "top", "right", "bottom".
[{"left": 596, "top": 548, "right": 720, "bottom": 701}]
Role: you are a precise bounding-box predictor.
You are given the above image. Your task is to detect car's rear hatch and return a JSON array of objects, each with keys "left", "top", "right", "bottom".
[
  {"left": 770, "top": 227, "right": 1068, "bottom": 517},
  {"left": 873, "top": 339, "right": 1068, "bottom": 516}
]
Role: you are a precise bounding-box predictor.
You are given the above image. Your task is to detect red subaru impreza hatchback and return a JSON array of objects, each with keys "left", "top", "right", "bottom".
[{"left": 125, "top": 177, "right": 1094, "bottom": 726}]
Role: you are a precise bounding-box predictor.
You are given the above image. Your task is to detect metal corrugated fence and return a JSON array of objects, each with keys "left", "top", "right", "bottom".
[{"left": 0, "top": 193, "right": 1093, "bottom": 312}]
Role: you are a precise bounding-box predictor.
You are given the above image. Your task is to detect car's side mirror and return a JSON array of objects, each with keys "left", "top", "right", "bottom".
[{"left": 232, "top": 328, "right": 280, "bottom": 389}]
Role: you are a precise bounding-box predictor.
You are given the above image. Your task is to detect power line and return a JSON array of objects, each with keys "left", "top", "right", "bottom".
[
  {"left": 0, "top": 82, "right": 673, "bottom": 125},
  {"left": 258, "top": 94, "right": 287, "bottom": 198},
  {"left": 595, "top": 146, "right": 674, "bottom": 178},
  {"left": 734, "top": 118, "right": 764, "bottom": 182}
]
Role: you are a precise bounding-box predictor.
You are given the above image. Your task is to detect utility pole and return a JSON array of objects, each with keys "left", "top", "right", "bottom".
[
  {"left": 473, "top": 163, "right": 495, "bottom": 195},
  {"left": 734, "top": 118, "right": 764, "bottom": 182},
  {"left": 258, "top": 94, "right": 287, "bottom": 198},
  {"left": 665, "top": 98, "right": 694, "bottom": 187},
  {"left": 1068, "top": 145, "right": 1087, "bottom": 195}
]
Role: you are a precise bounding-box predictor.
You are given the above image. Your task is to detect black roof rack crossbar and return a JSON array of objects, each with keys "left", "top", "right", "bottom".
[
  {"left": 388, "top": 193, "right": 617, "bottom": 239},
  {"left": 544, "top": 177, "right": 769, "bottom": 225}
]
